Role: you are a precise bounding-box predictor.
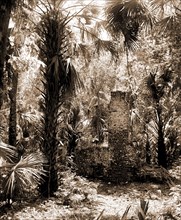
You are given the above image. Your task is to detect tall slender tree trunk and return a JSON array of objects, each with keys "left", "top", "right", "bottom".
[
  {"left": 8, "top": 66, "right": 18, "bottom": 147},
  {"left": 145, "top": 134, "right": 151, "bottom": 164},
  {"left": 0, "top": 1, "right": 14, "bottom": 108},
  {"left": 157, "top": 105, "right": 167, "bottom": 168}
]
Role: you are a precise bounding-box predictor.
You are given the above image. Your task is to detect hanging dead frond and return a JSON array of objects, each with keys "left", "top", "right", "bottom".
[
  {"left": 64, "top": 58, "right": 84, "bottom": 94},
  {"left": 147, "top": 72, "right": 158, "bottom": 100}
]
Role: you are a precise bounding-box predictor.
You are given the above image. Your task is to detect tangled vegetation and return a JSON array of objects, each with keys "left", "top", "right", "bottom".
[{"left": 0, "top": 0, "right": 181, "bottom": 219}]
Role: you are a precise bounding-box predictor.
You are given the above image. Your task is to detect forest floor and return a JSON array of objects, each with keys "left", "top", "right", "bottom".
[{"left": 0, "top": 162, "right": 181, "bottom": 220}]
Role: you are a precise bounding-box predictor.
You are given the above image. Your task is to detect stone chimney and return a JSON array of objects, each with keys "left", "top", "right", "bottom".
[{"left": 108, "top": 91, "right": 137, "bottom": 182}]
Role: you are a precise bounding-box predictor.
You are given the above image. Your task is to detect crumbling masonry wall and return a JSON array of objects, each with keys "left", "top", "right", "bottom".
[
  {"left": 75, "top": 91, "right": 137, "bottom": 182},
  {"left": 107, "top": 91, "right": 137, "bottom": 182}
]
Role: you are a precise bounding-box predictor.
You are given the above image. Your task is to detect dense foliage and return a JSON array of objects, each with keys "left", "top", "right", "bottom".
[{"left": 0, "top": 0, "right": 180, "bottom": 212}]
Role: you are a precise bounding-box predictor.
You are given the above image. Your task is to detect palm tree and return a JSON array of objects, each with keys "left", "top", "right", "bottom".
[
  {"left": 37, "top": 1, "right": 83, "bottom": 197},
  {"left": 146, "top": 71, "right": 172, "bottom": 168}
]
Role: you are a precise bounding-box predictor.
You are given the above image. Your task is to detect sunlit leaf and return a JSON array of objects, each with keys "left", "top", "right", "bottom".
[
  {"left": 3, "top": 152, "right": 47, "bottom": 199},
  {"left": 0, "top": 140, "right": 17, "bottom": 161}
]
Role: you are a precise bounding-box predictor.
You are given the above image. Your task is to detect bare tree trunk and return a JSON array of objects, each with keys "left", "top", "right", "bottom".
[
  {"left": 8, "top": 66, "right": 18, "bottom": 147},
  {"left": 0, "top": 1, "right": 14, "bottom": 108}
]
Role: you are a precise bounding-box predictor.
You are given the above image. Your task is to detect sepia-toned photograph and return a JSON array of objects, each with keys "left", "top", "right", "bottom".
[{"left": 0, "top": 0, "right": 181, "bottom": 219}]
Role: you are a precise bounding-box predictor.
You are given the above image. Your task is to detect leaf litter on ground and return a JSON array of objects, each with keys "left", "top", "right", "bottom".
[{"left": 0, "top": 163, "right": 181, "bottom": 220}]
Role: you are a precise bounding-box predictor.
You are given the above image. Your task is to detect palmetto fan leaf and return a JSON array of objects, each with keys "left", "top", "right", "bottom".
[
  {"left": 3, "top": 153, "right": 46, "bottom": 200},
  {"left": 0, "top": 140, "right": 16, "bottom": 161},
  {"left": 95, "top": 39, "right": 118, "bottom": 58},
  {"left": 106, "top": 0, "right": 153, "bottom": 49},
  {"left": 76, "top": 23, "right": 119, "bottom": 57}
]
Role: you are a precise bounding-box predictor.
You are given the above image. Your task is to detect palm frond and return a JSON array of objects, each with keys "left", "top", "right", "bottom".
[
  {"left": 0, "top": 140, "right": 17, "bottom": 161},
  {"left": 63, "top": 0, "right": 96, "bottom": 26},
  {"left": 74, "top": 24, "right": 119, "bottom": 58},
  {"left": 94, "top": 209, "right": 105, "bottom": 220},
  {"left": 73, "top": 43, "right": 92, "bottom": 64},
  {"left": 3, "top": 152, "right": 47, "bottom": 199},
  {"left": 121, "top": 205, "right": 131, "bottom": 220},
  {"left": 75, "top": 24, "right": 101, "bottom": 43},
  {"left": 94, "top": 39, "right": 119, "bottom": 58},
  {"left": 137, "top": 199, "right": 149, "bottom": 220},
  {"left": 106, "top": 0, "right": 153, "bottom": 49},
  {"left": 158, "top": 15, "right": 181, "bottom": 35}
]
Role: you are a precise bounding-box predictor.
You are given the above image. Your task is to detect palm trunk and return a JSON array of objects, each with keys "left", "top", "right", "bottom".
[
  {"left": 147, "top": 73, "right": 168, "bottom": 168},
  {"left": 144, "top": 124, "right": 151, "bottom": 164},
  {"left": 0, "top": 1, "right": 14, "bottom": 108},
  {"left": 40, "top": 68, "right": 59, "bottom": 197},
  {"left": 38, "top": 13, "right": 65, "bottom": 198},
  {"left": 145, "top": 137, "right": 151, "bottom": 164},
  {"left": 156, "top": 104, "right": 167, "bottom": 168}
]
